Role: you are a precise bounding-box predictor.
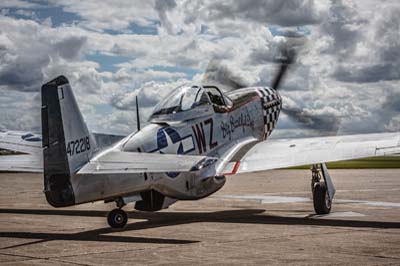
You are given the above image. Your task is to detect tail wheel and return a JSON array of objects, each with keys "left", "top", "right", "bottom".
[
  {"left": 313, "top": 183, "right": 331, "bottom": 215},
  {"left": 107, "top": 209, "right": 128, "bottom": 228}
]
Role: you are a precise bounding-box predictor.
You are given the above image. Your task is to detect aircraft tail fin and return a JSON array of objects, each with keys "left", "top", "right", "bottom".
[{"left": 41, "top": 75, "right": 97, "bottom": 207}]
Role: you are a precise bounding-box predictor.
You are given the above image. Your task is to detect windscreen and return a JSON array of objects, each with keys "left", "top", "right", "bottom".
[{"left": 151, "top": 86, "right": 210, "bottom": 117}]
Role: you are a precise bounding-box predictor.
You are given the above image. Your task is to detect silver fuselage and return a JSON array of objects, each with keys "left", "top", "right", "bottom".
[{"left": 71, "top": 87, "right": 281, "bottom": 204}]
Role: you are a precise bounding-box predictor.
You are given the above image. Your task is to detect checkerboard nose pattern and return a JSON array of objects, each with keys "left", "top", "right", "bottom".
[{"left": 258, "top": 87, "right": 282, "bottom": 140}]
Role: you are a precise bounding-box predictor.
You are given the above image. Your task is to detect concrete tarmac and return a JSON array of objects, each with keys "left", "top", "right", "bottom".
[{"left": 0, "top": 169, "right": 399, "bottom": 265}]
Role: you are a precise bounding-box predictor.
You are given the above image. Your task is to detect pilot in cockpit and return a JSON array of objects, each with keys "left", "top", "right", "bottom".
[{"left": 204, "top": 86, "right": 230, "bottom": 113}]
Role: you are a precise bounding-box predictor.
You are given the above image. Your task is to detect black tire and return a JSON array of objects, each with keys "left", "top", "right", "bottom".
[
  {"left": 107, "top": 209, "right": 128, "bottom": 228},
  {"left": 313, "top": 183, "right": 331, "bottom": 215}
]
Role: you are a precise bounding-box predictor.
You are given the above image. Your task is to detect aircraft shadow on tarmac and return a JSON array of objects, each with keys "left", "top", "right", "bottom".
[{"left": 1, "top": 208, "right": 400, "bottom": 249}]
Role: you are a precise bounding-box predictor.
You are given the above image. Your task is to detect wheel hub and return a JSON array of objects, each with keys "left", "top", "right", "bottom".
[{"left": 115, "top": 214, "right": 123, "bottom": 224}]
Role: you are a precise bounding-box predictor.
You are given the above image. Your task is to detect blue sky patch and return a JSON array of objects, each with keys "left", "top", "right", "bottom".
[
  {"left": 129, "top": 22, "right": 159, "bottom": 35},
  {"left": 152, "top": 66, "right": 199, "bottom": 79},
  {"left": 269, "top": 26, "right": 310, "bottom": 37},
  {"left": 86, "top": 53, "right": 132, "bottom": 72},
  {"left": 6, "top": 5, "right": 81, "bottom": 27}
]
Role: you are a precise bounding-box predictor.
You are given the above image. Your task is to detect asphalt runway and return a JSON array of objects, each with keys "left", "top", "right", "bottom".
[{"left": 0, "top": 169, "right": 399, "bottom": 265}]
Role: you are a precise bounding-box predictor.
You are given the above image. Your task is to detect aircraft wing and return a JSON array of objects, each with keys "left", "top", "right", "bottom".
[
  {"left": 0, "top": 154, "right": 43, "bottom": 172},
  {"left": 0, "top": 130, "right": 42, "bottom": 154},
  {"left": 78, "top": 151, "right": 208, "bottom": 174},
  {"left": 223, "top": 132, "right": 400, "bottom": 174},
  {"left": 0, "top": 130, "right": 43, "bottom": 172}
]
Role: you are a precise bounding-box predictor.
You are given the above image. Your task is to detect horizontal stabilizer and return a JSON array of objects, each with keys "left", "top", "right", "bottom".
[{"left": 0, "top": 130, "right": 124, "bottom": 155}]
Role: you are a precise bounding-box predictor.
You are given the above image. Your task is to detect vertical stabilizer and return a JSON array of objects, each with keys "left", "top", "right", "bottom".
[{"left": 41, "top": 75, "right": 96, "bottom": 207}]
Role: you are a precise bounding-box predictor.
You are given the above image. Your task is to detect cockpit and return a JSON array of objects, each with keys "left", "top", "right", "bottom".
[{"left": 149, "top": 85, "right": 232, "bottom": 122}]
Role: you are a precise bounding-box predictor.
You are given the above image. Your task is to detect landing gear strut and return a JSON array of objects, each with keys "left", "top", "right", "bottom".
[
  {"left": 311, "top": 164, "right": 336, "bottom": 215},
  {"left": 107, "top": 197, "right": 128, "bottom": 228}
]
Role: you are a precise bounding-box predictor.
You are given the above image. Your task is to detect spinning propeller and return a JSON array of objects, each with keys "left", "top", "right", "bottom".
[
  {"left": 201, "top": 41, "right": 340, "bottom": 135},
  {"left": 202, "top": 59, "right": 249, "bottom": 91},
  {"left": 270, "top": 46, "right": 341, "bottom": 135}
]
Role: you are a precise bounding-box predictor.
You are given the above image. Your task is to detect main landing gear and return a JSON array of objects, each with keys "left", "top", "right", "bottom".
[
  {"left": 107, "top": 198, "right": 128, "bottom": 228},
  {"left": 311, "top": 163, "right": 336, "bottom": 215}
]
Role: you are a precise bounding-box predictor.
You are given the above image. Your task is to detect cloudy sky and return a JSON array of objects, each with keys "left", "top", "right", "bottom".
[{"left": 0, "top": 0, "right": 399, "bottom": 137}]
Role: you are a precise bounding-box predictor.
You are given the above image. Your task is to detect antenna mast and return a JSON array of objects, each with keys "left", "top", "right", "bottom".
[{"left": 135, "top": 95, "right": 141, "bottom": 131}]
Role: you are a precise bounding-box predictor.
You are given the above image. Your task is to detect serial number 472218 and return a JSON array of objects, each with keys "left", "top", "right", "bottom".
[{"left": 66, "top": 136, "right": 90, "bottom": 156}]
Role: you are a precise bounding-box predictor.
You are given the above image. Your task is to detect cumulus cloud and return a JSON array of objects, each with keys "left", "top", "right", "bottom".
[
  {"left": 282, "top": 107, "right": 341, "bottom": 136},
  {"left": 108, "top": 79, "right": 191, "bottom": 130},
  {"left": 155, "top": 0, "right": 177, "bottom": 34},
  {"left": 269, "top": 0, "right": 400, "bottom": 136},
  {"left": 52, "top": 0, "right": 158, "bottom": 32},
  {"left": 0, "top": 0, "right": 399, "bottom": 137},
  {"left": 0, "top": 0, "right": 41, "bottom": 9},
  {"left": 202, "top": 59, "right": 251, "bottom": 91},
  {"left": 334, "top": 63, "right": 400, "bottom": 83},
  {"left": 0, "top": 17, "right": 88, "bottom": 92},
  {"left": 328, "top": 4, "right": 400, "bottom": 83},
  {"left": 385, "top": 115, "right": 400, "bottom": 132},
  {"left": 110, "top": 79, "right": 189, "bottom": 111},
  {"left": 54, "top": 36, "right": 87, "bottom": 60},
  {"left": 205, "top": 0, "right": 325, "bottom": 27}
]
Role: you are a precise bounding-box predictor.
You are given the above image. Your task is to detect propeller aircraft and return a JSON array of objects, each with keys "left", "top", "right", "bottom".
[{"left": 1, "top": 54, "right": 399, "bottom": 228}]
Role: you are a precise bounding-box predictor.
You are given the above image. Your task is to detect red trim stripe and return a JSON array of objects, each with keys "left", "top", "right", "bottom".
[{"left": 224, "top": 161, "right": 241, "bottom": 176}]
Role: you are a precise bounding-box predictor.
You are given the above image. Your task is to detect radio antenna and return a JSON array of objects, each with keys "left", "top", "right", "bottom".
[{"left": 136, "top": 95, "right": 141, "bottom": 131}]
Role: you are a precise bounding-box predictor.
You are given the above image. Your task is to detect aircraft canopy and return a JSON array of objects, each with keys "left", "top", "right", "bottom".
[
  {"left": 150, "top": 85, "right": 232, "bottom": 122},
  {"left": 151, "top": 86, "right": 208, "bottom": 116}
]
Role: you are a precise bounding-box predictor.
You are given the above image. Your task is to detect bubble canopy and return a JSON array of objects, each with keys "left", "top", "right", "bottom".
[{"left": 149, "top": 85, "right": 230, "bottom": 122}]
